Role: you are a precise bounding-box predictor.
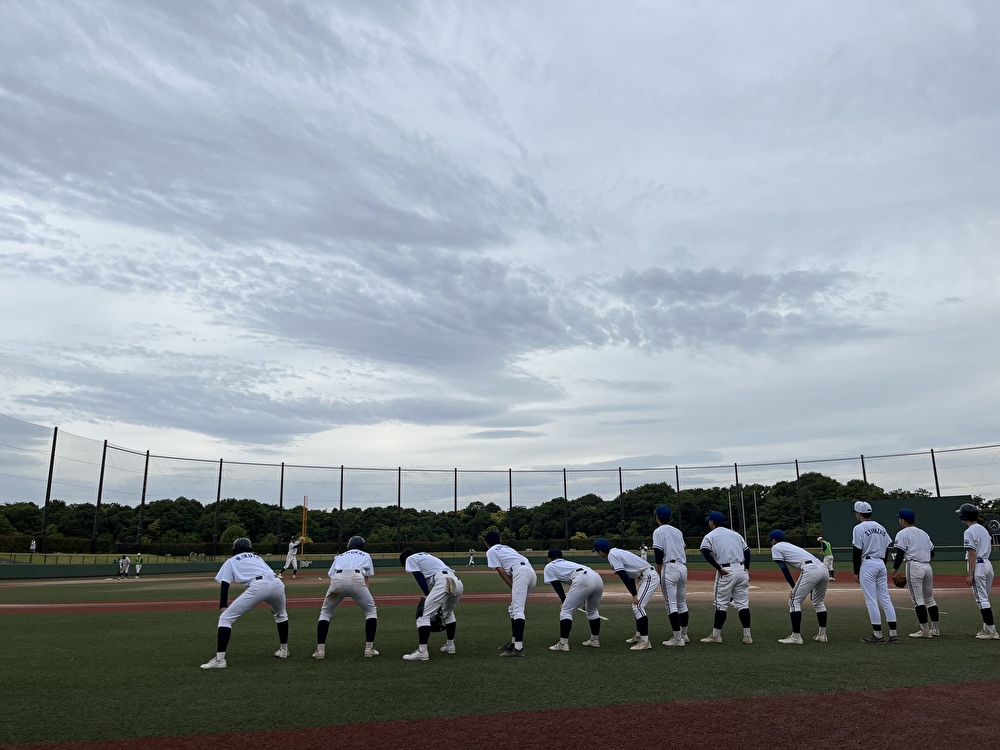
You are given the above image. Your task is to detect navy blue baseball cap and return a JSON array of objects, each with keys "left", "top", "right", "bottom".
[
  {"left": 768, "top": 529, "right": 785, "bottom": 542},
  {"left": 484, "top": 530, "right": 501, "bottom": 545},
  {"left": 655, "top": 506, "right": 672, "bottom": 522},
  {"left": 897, "top": 508, "right": 916, "bottom": 523},
  {"left": 547, "top": 548, "right": 563, "bottom": 559},
  {"left": 706, "top": 510, "right": 726, "bottom": 525},
  {"left": 593, "top": 538, "right": 611, "bottom": 553}
]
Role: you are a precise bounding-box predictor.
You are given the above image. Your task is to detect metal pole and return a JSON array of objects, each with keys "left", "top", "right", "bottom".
[
  {"left": 453, "top": 468, "right": 458, "bottom": 553},
  {"left": 619, "top": 467, "right": 626, "bottom": 548},
  {"left": 674, "top": 465, "right": 681, "bottom": 535},
  {"left": 136, "top": 450, "right": 149, "bottom": 549},
  {"left": 860, "top": 454, "right": 867, "bottom": 484},
  {"left": 338, "top": 465, "right": 344, "bottom": 552},
  {"left": 563, "top": 468, "right": 569, "bottom": 548},
  {"left": 91, "top": 439, "right": 108, "bottom": 554},
  {"left": 753, "top": 490, "right": 761, "bottom": 551},
  {"left": 930, "top": 449, "right": 941, "bottom": 498},
  {"left": 278, "top": 462, "right": 285, "bottom": 545},
  {"left": 396, "top": 466, "right": 402, "bottom": 553},
  {"left": 795, "top": 459, "right": 806, "bottom": 545},
  {"left": 40, "top": 426, "right": 58, "bottom": 554},
  {"left": 508, "top": 468, "right": 513, "bottom": 538},
  {"left": 212, "top": 458, "right": 222, "bottom": 557},
  {"left": 734, "top": 463, "right": 746, "bottom": 540}
]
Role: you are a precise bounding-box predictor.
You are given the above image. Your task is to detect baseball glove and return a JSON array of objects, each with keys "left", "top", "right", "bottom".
[
  {"left": 415, "top": 596, "right": 426, "bottom": 618},
  {"left": 892, "top": 571, "right": 907, "bottom": 588},
  {"left": 429, "top": 610, "right": 445, "bottom": 632}
]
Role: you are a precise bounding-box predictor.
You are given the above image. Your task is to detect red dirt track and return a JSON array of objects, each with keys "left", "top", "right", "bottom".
[{"left": 3, "top": 680, "right": 996, "bottom": 750}]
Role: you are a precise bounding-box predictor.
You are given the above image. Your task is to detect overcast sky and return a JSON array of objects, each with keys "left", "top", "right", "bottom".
[{"left": 2, "top": 1, "right": 999, "bottom": 503}]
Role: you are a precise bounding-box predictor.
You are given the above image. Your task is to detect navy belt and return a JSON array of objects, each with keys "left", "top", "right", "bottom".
[
  {"left": 977, "top": 558, "right": 986, "bottom": 564},
  {"left": 720, "top": 563, "right": 732, "bottom": 567},
  {"left": 253, "top": 575, "right": 264, "bottom": 580},
  {"left": 666, "top": 559, "right": 680, "bottom": 564},
  {"left": 574, "top": 568, "right": 584, "bottom": 573},
  {"left": 335, "top": 569, "right": 361, "bottom": 573},
  {"left": 803, "top": 561, "right": 812, "bottom": 565}
]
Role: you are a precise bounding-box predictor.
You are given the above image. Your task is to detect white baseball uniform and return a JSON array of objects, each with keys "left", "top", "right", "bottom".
[
  {"left": 543, "top": 558, "right": 603, "bottom": 621},
  {"left": 771, "top": 541, "right": 828, "bottom": 613},
  {"left": 852, "top": 520, "right": 896, "bottom": 625},
  {"left": 215, "top": 552, "right": 288, "bottom": 628},
  {"left": 652, "top": 523, "right": 688, "bottom": 616},
  {"left": 894, "top": 526, "right": 936, "bottom": 609},
  {"left": 319, "top": 548, "right": 377, "bottom": 621},
  {"left": 284, "top": 540, "right": 301, "bottom": 571},
  {"left": 963, "top": 523, "right": 995, "bottom": 610},
  {"left": 700, "top": 527, "right": 751, "bottom": 611},
  {"left": 486, "top": 544, "right": 537, "bottom": 620},
  {"left": 405, "top": 552, "right": 464, "bottom": 627},
  {"left": 604, "top": 547, "right": 658, "bottom": 621}
]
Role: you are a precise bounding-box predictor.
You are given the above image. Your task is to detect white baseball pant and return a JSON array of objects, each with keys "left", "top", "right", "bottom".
[
  {"left": 559, "top": 568, "right": 603, "bottom": 621},
  {"left": 660, "top": 562, "right": 688, "bottom": 615},
  {"left": 419, "top": 571, "right": 463, "bottom": 627},
  {"left": 507, "top": 563, "right": 537, "bottom": 620},
  {"left": 713, "top": 563, "right": 750, "bottom": 611},
  {"left": 789, "top": 562, "right": 828, "bottom": 613},
  {"left": 905, "top": 560, "right": 936, "bottom": 608},
  {"left": 219, "top": 576, "right": 288, "bottom": 628},
  {"left": 319, "top": 570, "right": 377, "bottom": 621},
  {"left": 859, "top": 558, "right": 896, "bottom": 624}
]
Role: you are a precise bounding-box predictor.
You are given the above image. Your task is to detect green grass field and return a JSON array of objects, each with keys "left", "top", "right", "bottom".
[{"left": 0, "top": 571, "right": 994, "bottom": 745}]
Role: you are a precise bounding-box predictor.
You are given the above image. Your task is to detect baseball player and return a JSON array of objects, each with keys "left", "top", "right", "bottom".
[
  {"left": 468, "top": 548, "right": 476, "bottom": 567},
  {"left": 399, "top": 548, "right": 464, "bottom": 660},
  {"left": 956, "top": 503, "right": 998, "bottom": 639},
  {"left": 699, "top": 511, "right": 753, "bottom": 645},
  {"left": 768, "top": 529, "right": 829, "bottom": 644},
  {"left": 652, "top": 505, "right": 689, "bottom": 646},
  {"left": 200, "top": 537, "right": 289, "bottom": 669},
  {"left": 485, "top": 530, "right": 537, "bottom": 657},
  {"left": 852, "top": 501, "right": 898, "bottom": 644},
  {"left": 638, "top": 543, "right": 649, "bottom": 560},
  {"left": 313, "top": 535, "right": 379, "bottom": 659},
  {"left": 279, "top": 536, "right": 303, "bottom": 579},
  {"left": 817, "top": 536, "right": 835, "bottom": 580},
  {"left": 593, "top": 537, "right": 658, "bottom": 650},
  {"left": 543, "top": 548, "right": 604, "bottom": 650},
  {"left": 134, "top": 553, "right": 143, "bottom": 578},
  {"left": 892, "top": 508, "right": 939, "bottom": 638}
]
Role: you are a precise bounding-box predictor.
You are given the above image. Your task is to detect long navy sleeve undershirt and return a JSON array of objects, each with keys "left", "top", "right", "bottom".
[
  {"left": 219, "top": 581, "right": 230, "bottom": 609},
  {"left": 616, "top": 570, "right": 637, "bottom": 595},
  {"left": 775, "top": 560, "right": 795, "bottom": 587},
  {"left": 412, "top": 571, "right": 430, "bottom": 596},
  {"left": 550, "top": 581, "right": 566, "bottom": 602}
]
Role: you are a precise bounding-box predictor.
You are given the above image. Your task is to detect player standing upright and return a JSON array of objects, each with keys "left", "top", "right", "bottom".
[
  {"left": 768, "top": 529, "right": 829, "bottom": 644},
  {"left": 485, "top": 530, "right": 537, "bottom": 657},
  {"left": 593, "top": 538, "right": 659, "bottom": 651},
  {"left": 200, "top": 537, "right": 289, "bottom": 669},
  {"left": 652, "top": 506, "right": 689, "bottom": 647},
  {"left": 892, "top": 508, "right": 939, "bottom": 638},
  {"left": 699, "top": 511, "right": 753, "bottom": 645},
  {"left": 956, "top": 503, "right": 998, "bottom": 640},
  {"left": 279, "top": 536, "right": 303, "bottom": 579},
  {"left": 852, "top": 501, "right": 898, "bottom": 644},
  {"left": 134, "top": 552, "right": 143, "bottom": 578},
  {"left": 399, "top": 549, "right": 464, "bottom": 660},
  {"left": 542, "top": 548, "right": 604, "bottom": 651},
  {"left": 313, "top": 535, "right": 379, "bottom": 659}
]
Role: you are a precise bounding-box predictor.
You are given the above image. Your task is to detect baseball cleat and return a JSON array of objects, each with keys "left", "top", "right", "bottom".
[
  {"left": 743, "top": 635, "right": 753, "bottom": 644},
  {"left": 274, "top": 648, "right": 289, "bottom": 658},
  {"left": 402, "top": 649, "right": 429, "bottom": 661},
  {"left": 778, "top": 634, "right": 803, "bottom": 645},
  {"left": 624, "top": 635, "right": 640, "bottom": 644},
  {"left": 200, "top": 657, "right": 227, "bottom": 669},
  {"left": 930, "top": 628, "right": 941, "bottom": 637},
  {"left": 498, "top": 645, "right": 525, "bottom": 657},
  {"left": 909, "top": 630, "right": 933, "bottom": 638},
  {"left": 440, "top": 643, "right": 456, "bottom": 654},
  {"left": 548, "top": 641, "right": 570, "bottom": 652},
  {"left": 700, "top": 634, "right": 723, "bottom": 644},
  {"left": 582, "top": 637, "right": 600, "bottom": 648},
  {"left": 861, "top": 635, "right": 885, "bottom": 644},
  {"left": 682, "top": 634, "right": 690, "bottom": 643},
  {"left": 364, "top": 647, "right": 380, "bottom": 657},
  {"left": 662, "top": 637, "right": 685, "bottom": 647},
  {"left": 975, "top": 630, "right": 1000, "bottom": 640},
  {"left": 887, "top": 635, "right": 900, "bottom": 644},
  {"left": 629, "top": 639, "right": 652, "bottom": 651},
  {"left": 813, "top": 633, "right": 828, "bottom": 643}
]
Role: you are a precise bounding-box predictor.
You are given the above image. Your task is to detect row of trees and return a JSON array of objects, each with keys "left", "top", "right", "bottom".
[{"left": 3, "top": 473, "right": 983, "bottom": 555}]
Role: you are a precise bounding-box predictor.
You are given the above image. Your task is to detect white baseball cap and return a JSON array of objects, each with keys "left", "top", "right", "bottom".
[{"left": 853, "top": 501, "right": 873, "bottom": 513}]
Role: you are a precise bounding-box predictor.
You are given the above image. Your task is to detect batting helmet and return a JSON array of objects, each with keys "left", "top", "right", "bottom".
[
  {"left": 956, "top": 503, "right": 980, "bottom": 521},
  {"left": 232, "top": 537, "right": 253, "bottom": 553},
  {"left": 348, "top": 535, "right": 366, "bottom": 550},
  {"left": 593, "top": 538, "right": 611, "bottom": 554}
]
